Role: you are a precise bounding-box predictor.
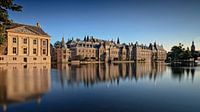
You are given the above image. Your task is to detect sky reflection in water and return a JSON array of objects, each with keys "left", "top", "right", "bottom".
[{"left": 0, "top": 63, "right": 199, "bottom": 112}]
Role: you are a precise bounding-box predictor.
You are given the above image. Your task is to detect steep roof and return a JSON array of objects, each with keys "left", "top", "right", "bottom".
[
  {"left": 154, "top": 44, "right": 165, "bottom": 51},
  {"left": 6, "top": 23, "right": 50, "bottom": 37}
]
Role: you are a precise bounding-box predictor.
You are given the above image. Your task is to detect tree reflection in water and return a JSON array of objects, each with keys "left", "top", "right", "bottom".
[{"left": 171, "top": 67, "right": 195, "bottom": 82}]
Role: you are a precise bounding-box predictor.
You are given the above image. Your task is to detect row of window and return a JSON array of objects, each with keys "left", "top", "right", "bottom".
[
  {"left": 78, "top": 49, "right": 95, "bottom": 53},
  {"left": 0, "top": 57, "right": 46, "bottom": 61},
  {"left": 111, "top": 51, "right": 118, "bottom": 54},
  {"left": 13, "top": 47, "right": 46, "bottom": 55},
  {"left": 13, "top": 38, "right": 46, "bottom": 45},
  {"left": 78, "top": 44, "right": 93, "bottom": 47},
  {"left": 13, "top": 38, "right": 37, "bottom": 44},
  {"left": 13, "top": 47, "right": 28, "bottom": 54},
  {"left": 0, "top": 57, "right": 4, "bottom": 61}
]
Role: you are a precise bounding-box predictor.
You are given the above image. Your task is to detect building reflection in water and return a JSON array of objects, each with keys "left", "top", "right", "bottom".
[
  {"left": 55, "top": 62, "right": 166, "bottom": 87},
  {"left": 0, "top": 64, "right": 51, "bottom": 112},
  {"left": 171, "top": 67, "right": 195, "bottom": 82}
]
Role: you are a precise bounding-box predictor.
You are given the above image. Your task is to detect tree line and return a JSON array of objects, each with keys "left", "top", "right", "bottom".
[{"left": 167, "top": 43, "right": 199, "bottom": 62}]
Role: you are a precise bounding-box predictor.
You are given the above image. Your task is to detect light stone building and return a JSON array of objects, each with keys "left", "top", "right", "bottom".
[
  {"left": 70, "top": 41, "right": 97, "bottom": 61},
  {"left": 132, "top": 43, "right": 152, "bottom": 62},
  {"left": 119, "top": 45, "right": 127, "bottom": 61},
  {"left": 104, "top": 42, "right": 119, "bottom": 62},
  {"left": 0, "top": 23, "right": 51, "bottom": 64},
  {"left": 97, "top": 43, "right": 106, "bottom": 61},
  {"left": 56, "top": 37, "right": 71, "bottom": 63},
  {"left": 149, "top": 42, "right": 167, "bottom": 62},
  {"left": 53, "top": 37, "right": 167, "bottom": 63}
]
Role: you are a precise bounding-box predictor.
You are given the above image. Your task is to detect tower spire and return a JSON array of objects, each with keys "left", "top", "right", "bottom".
[{"left": 191, "top": 40, "right": 195, "bottom": 52}]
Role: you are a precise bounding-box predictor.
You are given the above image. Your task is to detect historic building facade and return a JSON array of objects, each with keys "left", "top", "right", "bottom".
[
  {"left": 149, "top": 42, "right": 167, "bottom": 62},
  {"left": 70, "top": 41, "right": 97, "bottom": 61},
  {"left": 0, "top": 23, "right": 51, "bottom": 64},
  {"left": 132, "top": 43, "right": 152, "bottom": 62},
  {"left": 52, "top": 36, "right": 167, "bottom": 63},
  {"left": 56, "top": 37, "right": 71, "bottom": 63}
]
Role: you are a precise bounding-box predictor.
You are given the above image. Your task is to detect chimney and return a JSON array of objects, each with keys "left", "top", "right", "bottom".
[{"left": 36, "top": 22, "right": 41, "bottom": 27}]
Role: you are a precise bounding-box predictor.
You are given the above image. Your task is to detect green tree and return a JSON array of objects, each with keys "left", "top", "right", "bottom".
[
  {"left": 54, "top": 41, "right": 61, "bottom": 48},
  {"left": 0, "top": 0, "right": 22, "bottom": 44},
  {"left": 170, "top": 43, "right": 192, "bottom": 61}
]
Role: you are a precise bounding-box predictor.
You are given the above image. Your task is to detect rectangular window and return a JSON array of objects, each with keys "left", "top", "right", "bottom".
[
  {"left": 43, "top": 41, "right": 46, "bottom": 45},
  {"left": 63, "top": 50, "right": 66, "bottom": 53},
  {"left": 13, "top": 38, "right": 17, "bottom": 43},
  {"left": 33, "top": 39, "right": 37, "bottom": 45},
  {"left": 13, "top": 47, "right": 17, "bottom": 54},
  {"left": 24, "top": 58, "right": 27, "bottom": 62},
  {"left": 0, "top": 57, "right": 4, "bottom": 61},
  {"left": 33, "top": 48, "right": 37, "bottom": 54},
  {"left": 43, "top": 49, "right": 46, "bottom": 54},
  {"left": 43, "top": 58, "right": 46, "bottom": 60},
  {"left": 13, "top": 57, "right": 17, "bottom": 60},
  {"left": 23, "top": 38, "right": 27, "bottom": 44},
  {"left": 23, "top": 48, "right": 27, "bottom": 54},
  {"left": 33, "top": 57, "right": 37, "bottom": 60}
]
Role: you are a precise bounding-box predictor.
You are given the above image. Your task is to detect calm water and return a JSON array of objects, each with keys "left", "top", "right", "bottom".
[{"left": 0, "top": 63, "right": 200, "bottom": 112}]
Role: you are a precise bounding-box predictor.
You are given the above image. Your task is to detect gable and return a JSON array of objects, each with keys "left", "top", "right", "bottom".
[{"left": 7, "top": 26, "right": 38, "bottom": 35}]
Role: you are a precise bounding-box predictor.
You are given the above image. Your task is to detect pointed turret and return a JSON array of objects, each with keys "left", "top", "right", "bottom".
[
  {"left": 191, "top": 41, "right": 195, "bottom": 52},
  {"left": 61, "top": 37, "right": 66, "bottom": 49},
  {"left": 117, "top": 37, "right": 120, "bottom": 44}
]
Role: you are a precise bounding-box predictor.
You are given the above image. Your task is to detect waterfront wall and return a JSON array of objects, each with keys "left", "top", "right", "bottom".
[{"left": 0, "top": 55, "right": 50, "bottom": 64}]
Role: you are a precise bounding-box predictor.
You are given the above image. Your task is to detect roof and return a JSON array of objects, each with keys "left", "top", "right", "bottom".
[{"left": 6, "top": 23, "right": 50, "bottom": 37}]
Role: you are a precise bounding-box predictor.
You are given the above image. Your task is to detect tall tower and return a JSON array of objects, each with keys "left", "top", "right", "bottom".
[
  {"left": 191, "top": 41, "right": 195, "bottom": 52},
  {"left": 61, "top": 37, "right": 66, "bottom": 49},
  {"left": 117, "top": 37, "right": 120, "bottom": 44}
]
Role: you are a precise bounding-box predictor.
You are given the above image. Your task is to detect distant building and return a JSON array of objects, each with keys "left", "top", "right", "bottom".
[
  {"left": 50, "top": 43, "right": 57, "bottom": 62},
  {"left": 119, "top": 45, "right": 127, "bottom": 61},
  {"left": 191, "top": 41, "right": 195, "bottom": 52},
  {"left": 0, "top": 23, "right": 51, "bottom": 64},
  {"left": 132, "top": 42, "right": 152, "bottom": 62},
  {"left": 52, "top": 36, "right": 167, "bottom": 63},
  {"left": 97, "top": 43, "right": 106, "bottom": 61},
  {"left": 70, "top": 41, "right": 97, "bottom": 61},
  {"left": 56, "top": 37, "right": 71, "bottom": 63},
  {"left": 150, "top": 42, "right": 167, "bottom": 62},
  {"left": 106, "top": 43, "right": 119, "bottom": 61}
]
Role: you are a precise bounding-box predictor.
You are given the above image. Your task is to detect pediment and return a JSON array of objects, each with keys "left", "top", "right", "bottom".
[{"left": 7, "top": 26, "right": 38, "bottom": 35}]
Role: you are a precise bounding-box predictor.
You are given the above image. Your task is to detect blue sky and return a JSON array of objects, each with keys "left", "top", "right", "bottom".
[{"left": 9, "top": 0, "right": 200, "bottom": 51}]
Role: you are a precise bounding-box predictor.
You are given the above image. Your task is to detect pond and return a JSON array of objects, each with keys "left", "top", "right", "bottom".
[{"left": 0, "top": 63, "right": 199, "bottom": 112}]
